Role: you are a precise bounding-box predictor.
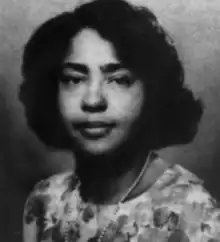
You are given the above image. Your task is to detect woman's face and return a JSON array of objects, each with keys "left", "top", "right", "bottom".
[{"left": 58, "top": 28, "right": 144, "bottom": 155}]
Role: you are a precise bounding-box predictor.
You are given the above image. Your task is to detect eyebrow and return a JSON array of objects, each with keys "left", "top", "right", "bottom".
[
  {"left": 62, "top": 63, "right": 89, "bottom": 74},
  {"left": 62, "top": 62, "right": 125, "bottom": 75},
  {"left": 101, "top": 63, "right": 124, "bottom": 73}
]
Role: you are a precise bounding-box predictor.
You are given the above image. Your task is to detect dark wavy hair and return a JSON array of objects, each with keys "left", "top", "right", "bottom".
[{"left": 19, "top": 0, "right": 203, "bottom": 150}]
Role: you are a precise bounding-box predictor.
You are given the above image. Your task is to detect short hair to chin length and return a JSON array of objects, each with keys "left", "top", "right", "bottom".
[{"left": 19, "top": 0, "right": 204, "bottom": 150}]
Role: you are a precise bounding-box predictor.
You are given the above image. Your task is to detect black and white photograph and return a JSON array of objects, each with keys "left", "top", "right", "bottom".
[{"left": 1, "top": 0, "right": 220, "bottom": 241}]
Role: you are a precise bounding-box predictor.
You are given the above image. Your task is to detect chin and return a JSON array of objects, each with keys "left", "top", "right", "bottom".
[
  {"left": 72, "top": 133, "right": 131, "bottom": 157},
  {"left": 81, "top": 144, "right": 117, "bottom": 156},
  {"left": 77, "top": 137, "right": 126, "bottom": 156}
]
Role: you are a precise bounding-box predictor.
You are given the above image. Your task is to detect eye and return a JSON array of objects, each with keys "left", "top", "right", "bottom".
[
  {"left": 108, "top": 75, "right": 135, "bottom": 87},
  {"left": 59, "top": 75, "right": 85, "bottom": 85}
]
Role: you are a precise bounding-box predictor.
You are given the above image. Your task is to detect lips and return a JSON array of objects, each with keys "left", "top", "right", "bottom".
[{"left": 73, "top": 121, "right": 116, "bottom": 139}]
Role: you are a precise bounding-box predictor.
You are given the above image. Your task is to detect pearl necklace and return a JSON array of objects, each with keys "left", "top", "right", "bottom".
[{"left": 64, "top": 151, "right": 153, "bottom": 242}]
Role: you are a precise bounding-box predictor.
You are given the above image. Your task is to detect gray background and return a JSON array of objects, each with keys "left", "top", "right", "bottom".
[{"left": 1, "top": 0, "right": 220, "bottom": 241}]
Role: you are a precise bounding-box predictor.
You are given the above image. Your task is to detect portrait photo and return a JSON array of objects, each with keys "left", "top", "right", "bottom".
[{"left": 0, "top": 0, "right": 220, "bottom": 241}]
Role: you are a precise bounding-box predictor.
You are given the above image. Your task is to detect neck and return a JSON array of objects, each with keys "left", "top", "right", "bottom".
[{"left": 74, "top": 146, "right": 151, "bottom": 205}]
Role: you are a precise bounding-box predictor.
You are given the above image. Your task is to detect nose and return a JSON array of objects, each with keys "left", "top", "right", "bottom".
[{"left": 81, "top": 81, "right": 107, "bottom": 113}]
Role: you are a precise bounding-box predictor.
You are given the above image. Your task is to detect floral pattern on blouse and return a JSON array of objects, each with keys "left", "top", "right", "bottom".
[{"left": 23, "top": 159, "right": 220, "bottom": 242}]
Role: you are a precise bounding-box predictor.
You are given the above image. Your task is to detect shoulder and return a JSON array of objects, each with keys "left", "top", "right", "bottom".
[
  {"left": 166, "top": 164, "right": 218, "bottom": 206},
  {"left": 150, "top": 162, "right": 220, "bottom": 240},
  {"left": 175, "top": 165, "right": 220, "bottom": 239},
  {"left": 153, "top": 162, "right": 218, "bottom": 206},
  {"left": 153, "top": 161, "right": 205, "bottom": 192},
  {"left": 23, "top": 170, "right": 78, "bottom": 225}
]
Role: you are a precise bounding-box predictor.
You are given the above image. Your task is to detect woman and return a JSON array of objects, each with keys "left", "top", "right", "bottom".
[{"left": 20, "top": 0, "right": 220, "bottom": 241}]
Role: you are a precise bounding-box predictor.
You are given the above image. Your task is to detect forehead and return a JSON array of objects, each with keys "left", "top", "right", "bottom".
[{"left": 65, "top": 28, "right": 119, "bottom": 65}]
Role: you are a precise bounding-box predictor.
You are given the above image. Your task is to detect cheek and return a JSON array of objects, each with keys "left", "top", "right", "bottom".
[
  {"left": 110, "top": 87, "right": 144, "bottom": 122},
  {"left": 58, "top": 91, "right": 79, "bottom": 120}
]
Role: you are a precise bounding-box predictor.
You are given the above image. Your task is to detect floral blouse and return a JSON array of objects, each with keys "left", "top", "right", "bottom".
[{"left": 23, "top": 159, "right": 220, "bottom": 242}]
